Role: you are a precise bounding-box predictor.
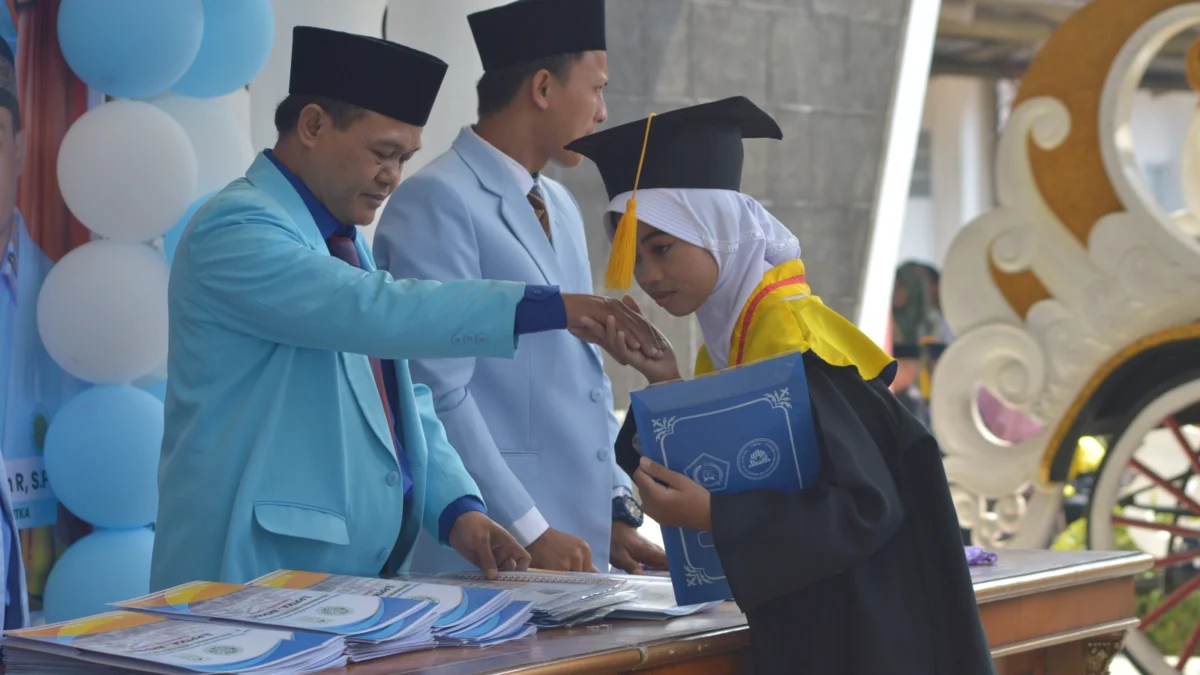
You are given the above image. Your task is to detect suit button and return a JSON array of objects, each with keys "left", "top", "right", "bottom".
[
  {"left": 377, "top": 548, "right": 390, "bottom": 562},
  {"left": 386, "top": 471, "right": 400, "bottom": 487},
  {"left": 477, "top": 334, "right": 487, "bottom": 343},
  {"left": 590, "top": 388, "right": 603, "bottom": 402},
  {"left": 597, "top": 449, "right": 609, "bottom": 462},
  {"left": 465, "top": 333, "right": 476, "bottom": 344},
  {"left": 452, "top": 334, "right": 463, "bottom": 345}
]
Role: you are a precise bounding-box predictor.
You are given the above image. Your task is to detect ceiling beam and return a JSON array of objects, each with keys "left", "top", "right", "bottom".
[
  {"left": 937, "top": 15, "right": 1055, "bottom": 44},
  {"left": 931, "top": 56, "right": 1192, "bottom": 91}
]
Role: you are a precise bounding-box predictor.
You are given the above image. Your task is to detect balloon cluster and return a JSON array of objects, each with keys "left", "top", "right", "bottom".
[{"left": 38, "top": 0, "right": 273, "bottom": 623}]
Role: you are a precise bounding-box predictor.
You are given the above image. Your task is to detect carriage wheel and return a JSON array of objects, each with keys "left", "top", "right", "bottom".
[{"left": 1088, "top": 380, "right": 1200, "bottom": 674}]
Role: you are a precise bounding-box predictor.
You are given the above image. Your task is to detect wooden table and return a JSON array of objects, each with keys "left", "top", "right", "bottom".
[{"left": 326, "top": 549, "right": 1152, "bottom": 675}]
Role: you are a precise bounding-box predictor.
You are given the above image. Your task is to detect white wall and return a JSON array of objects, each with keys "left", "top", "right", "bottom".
[{"left": 1130, "top": 89, "right": 1196, "bottom": 214}]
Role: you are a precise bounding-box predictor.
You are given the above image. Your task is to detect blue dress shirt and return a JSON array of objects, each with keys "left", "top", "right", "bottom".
[{"left": 264, "top": 152, "right": 566, "bottom": 542}]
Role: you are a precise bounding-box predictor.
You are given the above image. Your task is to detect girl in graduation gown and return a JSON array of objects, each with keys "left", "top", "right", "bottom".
[{"left": 567, "top": 97, "right": 996, "bottom": 675}]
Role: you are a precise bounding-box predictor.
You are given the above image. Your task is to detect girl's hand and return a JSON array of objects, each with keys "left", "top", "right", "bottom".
[
  {"left": 633, "top": 457, "right": 712, "bottom": 532},
  {"left": 570, "top": 295, "right": 681, "bottom": 384}
]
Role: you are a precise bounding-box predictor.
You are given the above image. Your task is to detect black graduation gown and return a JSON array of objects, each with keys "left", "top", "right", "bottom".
[{"left": 616, "top": 352, "right": 995, "bottom": 674}]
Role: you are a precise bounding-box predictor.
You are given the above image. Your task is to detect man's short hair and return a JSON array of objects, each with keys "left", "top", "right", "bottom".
[
  {"left": 274, "top": 94, "right": 367, "bottom": 136},
  {"left": 476, "top": 52, "right": 585, "bottom": 118}
]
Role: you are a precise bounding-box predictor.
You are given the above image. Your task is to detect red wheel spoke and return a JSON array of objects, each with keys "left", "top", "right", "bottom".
[
  {"left": 1164, "top": 416, "right": 1200, "bottom": 478},
  {"left": 1112, "top": 515, "right": 1200, "bottom": 540},
  {"left": 1128, "top": 458, "right": 1200, "bottom": 516},
  {"left": 1138, "top": 574, "right": 1200, "bottom": 629},
  {"left": 1153, "top": 548, "right": 1200, "bottom": 570},
  {"left": 1177, "top": 620, "right": 1200, "bottom": 672}
]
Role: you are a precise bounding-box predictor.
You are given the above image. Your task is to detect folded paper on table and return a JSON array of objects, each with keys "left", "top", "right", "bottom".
[{"left": 1, "top": 610, "right": 346, "bottom": 674}]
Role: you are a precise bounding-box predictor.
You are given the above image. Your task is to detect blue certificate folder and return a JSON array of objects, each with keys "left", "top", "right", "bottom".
[{"left": 629, "top": 351, "right": 820, "bottom": 605}]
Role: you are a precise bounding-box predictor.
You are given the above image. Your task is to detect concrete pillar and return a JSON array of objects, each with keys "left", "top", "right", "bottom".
[{"left": 927, "top": 75, "right": 995, "bottom": 268}]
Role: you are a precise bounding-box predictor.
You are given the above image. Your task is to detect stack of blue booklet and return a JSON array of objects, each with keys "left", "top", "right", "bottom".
[
  {"left": 114, "top": 581, "right": 442, "bottom": 663},
  {"left": 249, "top": 571, "right": 533, "bottom": 647},
  {"left": 630, "top": 351, "right": 821, "bottom": 606}
]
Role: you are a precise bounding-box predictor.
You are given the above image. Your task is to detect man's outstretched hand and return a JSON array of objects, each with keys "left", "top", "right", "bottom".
[
  {"left": 448, "top": 511, "right": 532, "bottom": 580},
  {"left": 562, "top": 293, "right": 666, "bottom": 360}
]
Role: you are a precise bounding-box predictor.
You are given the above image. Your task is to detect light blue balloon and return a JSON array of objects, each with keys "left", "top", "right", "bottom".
[
  {"left": 172, "top": 0, "right": 274, "bottom": 98},
  {"left": 57, "top": 0, "right": 204, "bottom": 99},
  {"left": 163, "top": 191, "right": 217, "bottom": 266},
  {"left": 44, "top": 386, "right": 163, "bottom": 528},
  {"left": 43, "top": 528, "right": 155, "bottom": 624}
]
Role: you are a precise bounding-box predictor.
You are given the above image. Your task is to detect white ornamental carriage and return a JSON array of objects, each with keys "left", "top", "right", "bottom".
[{"left": 931, "top": 1, "right": 1200, "bottom": 671}]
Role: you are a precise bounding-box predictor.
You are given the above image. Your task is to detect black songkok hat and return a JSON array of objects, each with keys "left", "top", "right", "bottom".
[
  {"left": 468, "top": 0, "right": 606, "bottom": 72},
  {"left": 289, "top": 26, "right": 447, "bottom": 127}
]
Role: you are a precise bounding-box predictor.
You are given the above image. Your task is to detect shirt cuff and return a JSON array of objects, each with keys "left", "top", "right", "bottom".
[
  {"left": 612, "top": 486, "right": 632, "bottom": 500},
  {"left": 513, "top": 285, "right": 567, "bottom": 335},
  {"left": 437, "top": 496, "right": 487, "bottom": 545},
  {"left": 508, "top": 507, "right": 550, "bottom": 548}
]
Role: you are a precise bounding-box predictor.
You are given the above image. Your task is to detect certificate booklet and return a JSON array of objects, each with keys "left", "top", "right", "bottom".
[
  {"left": 630, "top": 350, "right": 820, "bottom": 605},
  {"left": 115, "top": 580, "right": 437, "bottom": 662},
  {"left": 250, "top": 570, "right": 531, "bottom": 647},
  {"left": 2, "top": 610, "right": 345, "bottom": 674}
]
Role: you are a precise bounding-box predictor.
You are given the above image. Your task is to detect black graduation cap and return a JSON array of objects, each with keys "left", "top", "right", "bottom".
[
  {"left": 469, "top": 0, "right": 606, "bottom": 72},
  {"left": 289, "top": 26, "right": 447, "bottom": 127},
  {"left": 0, "top": 37, "right": 17, "bottom": 130},
  {"left": 567, "top": 96, "right": 782, "bottom": 201},
  {"left": 566, "top": 97, "right": 783, "bottom": 290}
]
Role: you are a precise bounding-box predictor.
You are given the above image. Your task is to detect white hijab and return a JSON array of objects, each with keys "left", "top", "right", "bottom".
[{"left": 606, "top": 188, "right": 800, "bottom": 370}]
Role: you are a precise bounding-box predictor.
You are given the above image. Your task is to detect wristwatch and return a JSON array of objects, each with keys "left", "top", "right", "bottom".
[{"left": 612, "top": 495, "right": 645, "bottom": 528}]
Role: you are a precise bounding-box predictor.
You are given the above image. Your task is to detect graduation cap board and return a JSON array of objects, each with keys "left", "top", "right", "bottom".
[
  {"left": 565, "top": 96, "right": 784, "bottom": 290},
  {"left": 469, "top": 0, "right": 607, "bottom": 72},
  {"left": 0, "top": 35, "right": 16, "bottom": 129},
  {"left": 289, "top": 26, "right": 447, "bottom": 127}
]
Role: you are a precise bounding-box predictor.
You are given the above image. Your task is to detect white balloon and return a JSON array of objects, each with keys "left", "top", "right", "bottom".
[
  {"left": 57, "top": 100, "right": 198, "bottom": 242},
  {"left": 150, "top": 93, "right": 255, "bottom": 197},
  {"left": 37, "top": 241, "right": 169, "bottom": 384}
]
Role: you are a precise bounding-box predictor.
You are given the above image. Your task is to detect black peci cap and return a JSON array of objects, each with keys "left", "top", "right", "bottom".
[
  {"left": 289, "top": 26, "right": 448, "bottom": 127},
  {"left": 468, "top": 0, "right": 606, "bottom": 72},
  {"left": 567, "top": 96, "right": 783, "bottom": 202}
]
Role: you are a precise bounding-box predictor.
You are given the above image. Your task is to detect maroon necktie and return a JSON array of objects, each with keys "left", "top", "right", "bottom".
[{"left": 326, "top": 235, "right": 398, "bottom": 457}]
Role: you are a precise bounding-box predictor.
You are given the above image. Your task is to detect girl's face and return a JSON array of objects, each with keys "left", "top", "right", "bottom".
[{"left": 631, "top": 220, "right": 718, "bottom": 317}]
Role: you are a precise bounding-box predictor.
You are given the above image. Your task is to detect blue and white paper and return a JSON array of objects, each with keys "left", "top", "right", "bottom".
[{"left": 630, "top": 351, "right": 820, "bottom": 605}]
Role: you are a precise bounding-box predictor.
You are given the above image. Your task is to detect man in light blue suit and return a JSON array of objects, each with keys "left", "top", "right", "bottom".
[
  {"left": 152, "top": 27, "right": 662, "bottom": 591},
  {"left": 376, "top": 0, "right": 668, "bottom": 575}
]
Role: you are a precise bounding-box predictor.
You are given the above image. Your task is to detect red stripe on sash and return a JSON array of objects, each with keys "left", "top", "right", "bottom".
[{"left": 733, "top": 275, "right": 807, "bottom": 367}]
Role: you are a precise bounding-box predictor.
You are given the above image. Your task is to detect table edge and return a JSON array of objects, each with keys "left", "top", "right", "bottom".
[
  {"left": 973, "top": 552, "right": 1154, "bottom": 603},
  {"left": 988, "top": 617, "right": 1139, "bottom": 658},
  {"left": 483, "top": 625, "right": 749, "bottom": 675}
]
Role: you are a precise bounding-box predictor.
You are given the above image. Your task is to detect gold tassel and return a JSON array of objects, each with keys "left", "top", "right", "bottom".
[{"left": 604, "top": 113, "right": 656, "bottom": 291}]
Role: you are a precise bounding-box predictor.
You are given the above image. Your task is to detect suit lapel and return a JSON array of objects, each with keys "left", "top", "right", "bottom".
[
  {"left": 452, "top": 128, "right": 563, "bottom": 284},
  {"left": 541, "top": 189, "right": 605, "bottom": 371},
  {"left": 245, "top": 154, "right": 398, "bottom": 460}
]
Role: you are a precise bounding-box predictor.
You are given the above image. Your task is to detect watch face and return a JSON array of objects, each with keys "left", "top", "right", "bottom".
[{"left": 627, "top": 498, "right": 643, "bottom": 519}]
